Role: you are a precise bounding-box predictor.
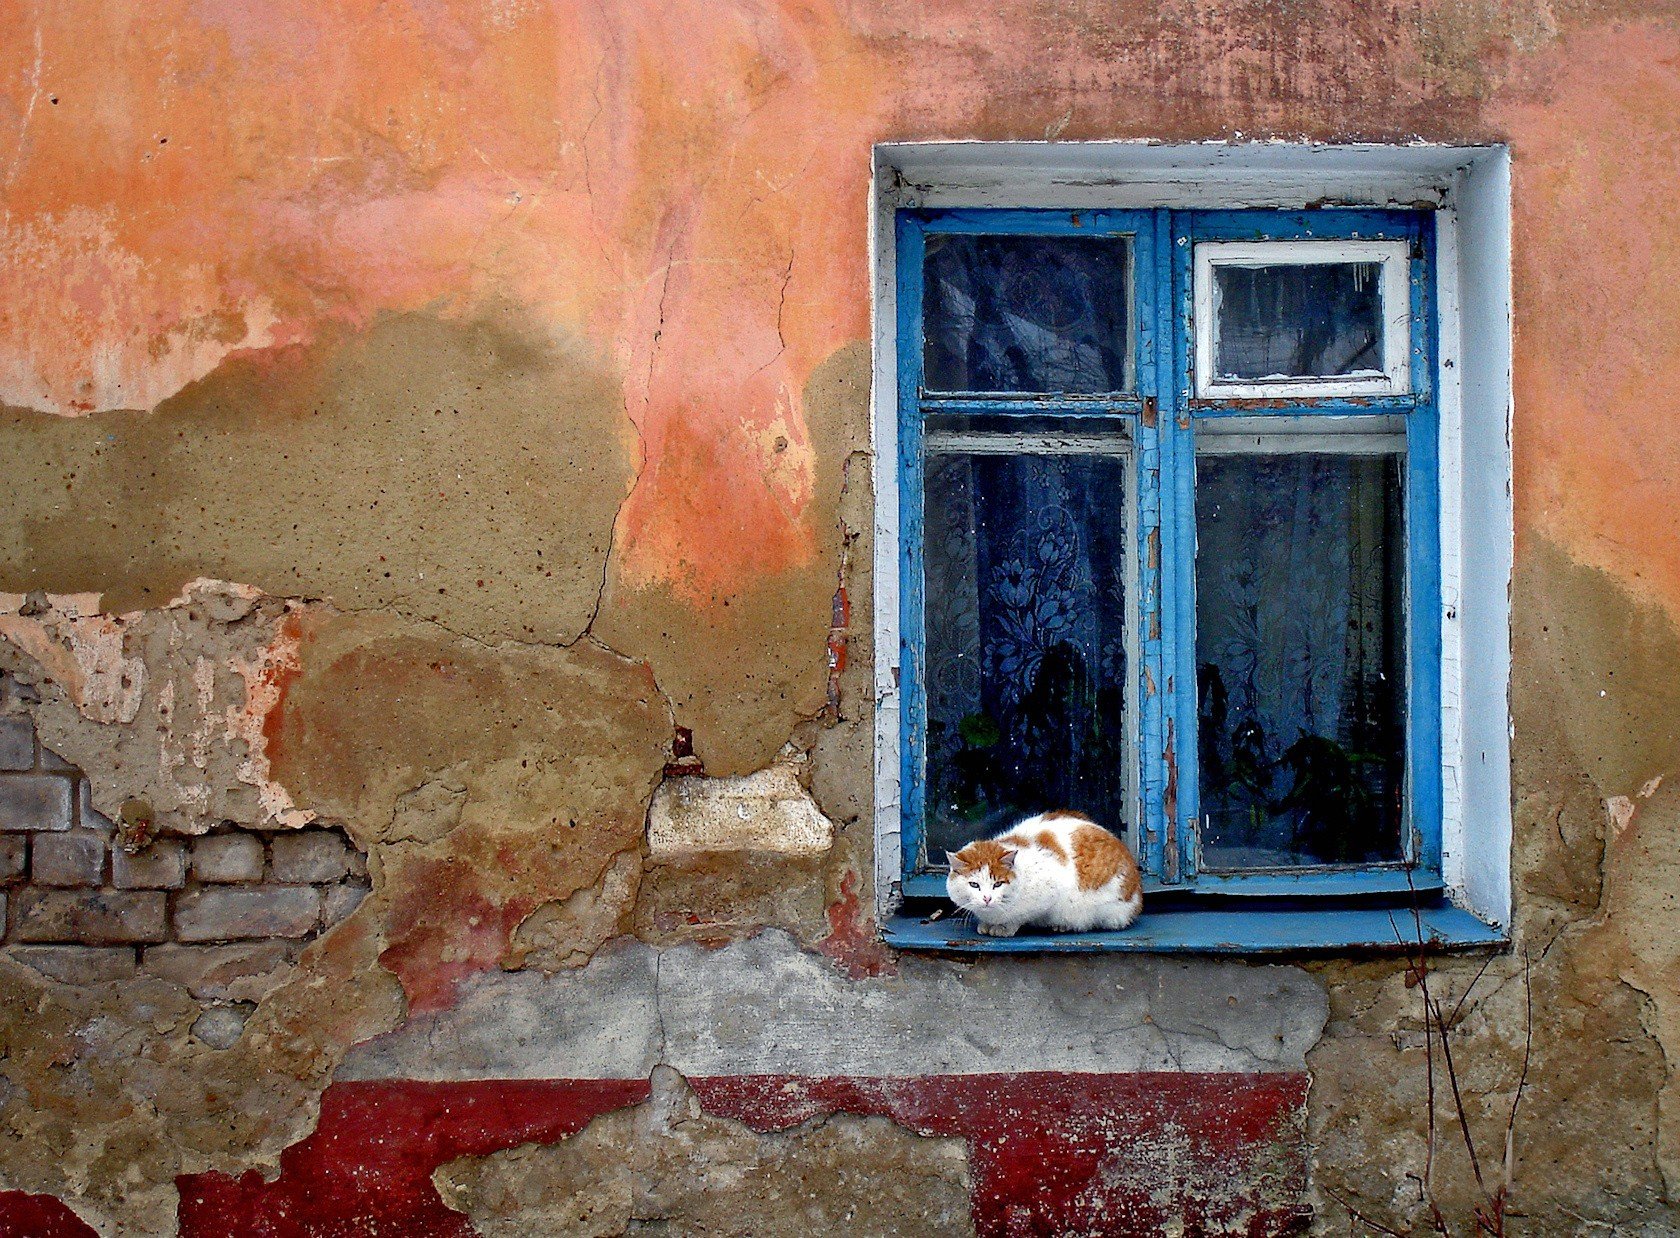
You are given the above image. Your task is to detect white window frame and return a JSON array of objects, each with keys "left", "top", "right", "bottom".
[{"left": 1194, "top": 239, "right": 1413, "bottom": 399}]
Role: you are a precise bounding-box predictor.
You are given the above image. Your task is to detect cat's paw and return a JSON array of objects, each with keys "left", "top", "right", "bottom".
[{"left": 976, "top": 921, "right": 1019, "bottom": 938}]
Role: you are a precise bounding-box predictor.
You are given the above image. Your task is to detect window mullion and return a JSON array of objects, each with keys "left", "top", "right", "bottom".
[{"left": 1162, "top": 210, "right": 1200, "bottom": 885}]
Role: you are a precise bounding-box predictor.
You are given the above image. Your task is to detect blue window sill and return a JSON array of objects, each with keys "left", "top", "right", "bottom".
[{"left": 882, "top": 903, "right": 1505, "bottom": 955}]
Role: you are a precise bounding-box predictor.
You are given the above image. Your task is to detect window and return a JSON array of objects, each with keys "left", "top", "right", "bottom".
[{"left": 872, "top": 145, "right": 1513, "bottom": 952}]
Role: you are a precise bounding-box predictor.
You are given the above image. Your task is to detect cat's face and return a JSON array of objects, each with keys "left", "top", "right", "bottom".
[{"left": 945, "top": 841, "right": 1017, "bottom": 917}]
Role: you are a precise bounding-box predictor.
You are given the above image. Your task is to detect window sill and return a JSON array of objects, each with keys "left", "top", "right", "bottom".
[{"left": 882, "top": 902, "right": 1505, "bottom": 955}]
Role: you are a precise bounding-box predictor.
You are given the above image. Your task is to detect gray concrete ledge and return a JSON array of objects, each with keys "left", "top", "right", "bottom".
[{"left": 341, "top": 931, "right": 1327, "bottom": 1081}]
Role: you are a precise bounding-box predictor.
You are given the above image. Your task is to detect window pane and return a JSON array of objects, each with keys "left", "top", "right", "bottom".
[
  {"left": 923, "top": 451, "right": 1129, "bottom": 858},
  {"left": 1212, "top": 263, "right": 1382, "bottom": 381},
  {"left": 1195, "top": 453, "right": 1405, "bottom": 869},
  {"left": 923, "top": 235, "right": 1133, "bottom": 393}
]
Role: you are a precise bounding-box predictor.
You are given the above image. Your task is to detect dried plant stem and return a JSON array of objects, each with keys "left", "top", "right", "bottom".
[
  {"left": 1326, "top": 1187, "right": 1410, "bottom": 1237},
  {"left": 1380, "top": 872, "right": 1529, "bottom": 1238}
]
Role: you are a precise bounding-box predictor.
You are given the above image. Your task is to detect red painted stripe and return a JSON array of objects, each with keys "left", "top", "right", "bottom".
[
  {"left": 175, "top": 1078, "right": 649, "bottom": 1238},
  {"left": 2, "top": 1072, "right": 1308, "bottom": 1237},
  {"left": 0, "top": 1191, "right": 98, "bottom": 1238},
  {"left": 691, "top": 1072, "right": 1310, "bottom": 1238}
]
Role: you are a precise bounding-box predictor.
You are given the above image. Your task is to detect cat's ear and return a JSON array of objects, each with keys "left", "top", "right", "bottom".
[
  {"left": 944, "top": 851, "right": 967, "bottom": 873},
  {"left": 998, "top": 846, "right": 1018, "bottom": 871}
]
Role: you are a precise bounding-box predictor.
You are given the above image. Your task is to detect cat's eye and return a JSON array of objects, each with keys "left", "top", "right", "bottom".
[{"left": 969, "top": 881, "right": 980, "bottom": 889}]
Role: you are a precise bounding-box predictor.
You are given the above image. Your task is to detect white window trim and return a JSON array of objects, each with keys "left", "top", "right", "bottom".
[
  {"left": 1193, "top": 239, "right": 1412, "bottom": 399},
  {"left": 869, "top": 141, "right": 1513, "bottom": 928}
]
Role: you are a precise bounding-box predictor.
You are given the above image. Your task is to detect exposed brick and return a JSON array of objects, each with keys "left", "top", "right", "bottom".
[
  {"left": 173, "top": 886, "right": 322, "bottom": 942},
  {"left": 0, "top": 774, "right": 73, "bottom": 832},
  {"left": 111, "top": 839, "right": 187, "bottom": 889},
  {"left": 31, "top": 831, "right": 106, "bottom": 887},
  {"left": 78, "top": 780, "right": 114, "bottom": 832},
  {"left": 323, "top": 882, "right": 370, "bottom": 928},
  {"left": 143, "top": 941, "right": 299, "bottom": 1001},
  {"left": 191, "top": 833, "right": 266, "bottom": 883},
  {"left": 269, "top": 830, "right": 350, "bottom": 883},
  {"left": 0, "top": 835, "right": 25, "bottom": 882},
  {"left": 13, "top": 889, "right": 168, "bottom": 944},
  {"left": 6, "top": 944, "right": 136, "bottom": 984},
  {"left": 38, "top": 746, "right": 75, "bottom": 771},
  {"left": 0, "top": 718, "right": 33, "bottom": 771}
]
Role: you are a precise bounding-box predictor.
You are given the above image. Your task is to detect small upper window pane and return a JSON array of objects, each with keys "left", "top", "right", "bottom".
[
  {"left": 1212, "top": 262, "right": 1382, "bottom": 381},
  {"left": 1194, "top": 240, "right": 1411, "bottom": 399},
  {"left": 922, "top": 234, "right": 1134, "bottom": 394}
]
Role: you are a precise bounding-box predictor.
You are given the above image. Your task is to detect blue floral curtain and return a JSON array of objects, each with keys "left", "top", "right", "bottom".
[
  {"left": 1195, "top": 453, "right": 1405, "bottom": 868},
  {"left": 923, "top": 452, "right": 1129, "bottom": 856}
]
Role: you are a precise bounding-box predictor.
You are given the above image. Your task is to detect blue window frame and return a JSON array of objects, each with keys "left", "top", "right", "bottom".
[{"left": 895, "top": 206, "right": 1454, "bottom": 920}]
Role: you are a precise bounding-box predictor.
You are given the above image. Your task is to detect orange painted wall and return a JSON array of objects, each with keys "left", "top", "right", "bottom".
[{"left": 5, "top": 0, "right": 1675, "bottom": 614}]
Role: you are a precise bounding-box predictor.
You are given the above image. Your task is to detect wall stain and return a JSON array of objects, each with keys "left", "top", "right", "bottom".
[{"left": 0, "top": 309, "right": 627, "bottom": 647}]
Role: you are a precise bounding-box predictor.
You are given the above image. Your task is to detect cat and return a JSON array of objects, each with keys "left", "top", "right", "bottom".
[{"left": 945, "top": 809, "right": 1142, "bottom": 937}]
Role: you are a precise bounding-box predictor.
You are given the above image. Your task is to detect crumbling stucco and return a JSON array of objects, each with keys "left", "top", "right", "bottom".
[
  {"left": 1, "top": 0, "right": 1679, "bottom": 1230},
  {"left": 267, "top": 608, "right": 672, "bottom": 1011},
  {"left": 433, "top": 1065, "right": 973, "bottom": 1237},
  {"left": 0, "top": 907, "right": 402, "bottom": 1236},
  {"left": 1307, "top": 539, "right": 1680, "bottom": 1231},
  {"left": 507, "top": 849, "right": 642, "bottom": 973}
]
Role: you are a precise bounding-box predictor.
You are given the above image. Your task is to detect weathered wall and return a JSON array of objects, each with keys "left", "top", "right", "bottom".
[{"left": 1, "top": 0, "right": 1678, "bottom": 1233}]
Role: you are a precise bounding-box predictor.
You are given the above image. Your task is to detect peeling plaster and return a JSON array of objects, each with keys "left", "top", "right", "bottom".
[
  {"left": 1, "top": 582, "right": 316, "bottom": 834},
  {"left": 0, "top": 0, "right": 1679, "bottom": 1230}
]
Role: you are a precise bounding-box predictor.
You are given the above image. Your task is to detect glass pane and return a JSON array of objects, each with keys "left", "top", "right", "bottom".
[
  {"left": 1195, "top": 452, "right": 1405, "bottom": 869},
  {"left": 923, "top": 234, "right": 1133, "bottom": 393},
  {"left": 923, "top": 451, "right": 1129, "bottom": 858},
  {"left": 1212, "top": 263, "right": 1383, "bottom": 381}
]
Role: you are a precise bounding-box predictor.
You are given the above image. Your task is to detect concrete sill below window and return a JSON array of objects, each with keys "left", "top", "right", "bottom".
[{"left": 882, "top": 902, "right": 1506, "bottom": 955}]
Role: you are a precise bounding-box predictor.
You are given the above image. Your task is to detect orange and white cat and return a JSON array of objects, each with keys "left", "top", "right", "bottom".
[{"left": 946, "top": 810, "right": 1142, "bottom": 936}]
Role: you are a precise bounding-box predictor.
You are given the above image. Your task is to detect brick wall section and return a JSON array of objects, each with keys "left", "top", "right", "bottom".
[{"left": 0, "top": 712, "right": 371, "bottom": 1035}]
